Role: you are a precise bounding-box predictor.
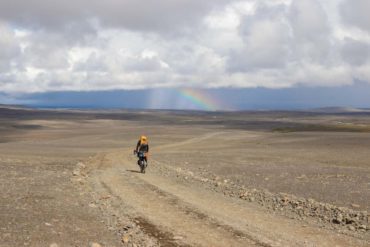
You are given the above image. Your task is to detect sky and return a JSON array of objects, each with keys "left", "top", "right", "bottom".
[{"left": 0, "top": 0, "right": 370, "bottom": 110}]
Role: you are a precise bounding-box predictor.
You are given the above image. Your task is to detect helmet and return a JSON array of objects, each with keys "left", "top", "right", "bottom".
[{"left": 140, "top": 135, "right": 148, "bottom": 143}]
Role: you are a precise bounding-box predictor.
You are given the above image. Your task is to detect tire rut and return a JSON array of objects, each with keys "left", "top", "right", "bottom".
[
  {"left": 124, "top": 170, "right": 271, "bottom": 246},
  {"left": 98, "top": 167, "right": 261, "bottom": 246},
  {"left": 99, "top": 180, "right": 186, "bottom": 247}
]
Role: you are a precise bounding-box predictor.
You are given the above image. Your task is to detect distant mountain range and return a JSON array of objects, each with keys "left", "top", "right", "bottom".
[
  {"left": 0, "top": 104, "right": 30, "bottom": 110},
  {"left": 308, "top": 107, "right": 370, "bottom": 113},
  {"left": 1, "top": 104, "right": 370, "bottom": 114}
]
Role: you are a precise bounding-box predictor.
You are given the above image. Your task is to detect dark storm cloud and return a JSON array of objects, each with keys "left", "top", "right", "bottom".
[{"left": 10, "top": 81, "right": 370, "bottom": 110}]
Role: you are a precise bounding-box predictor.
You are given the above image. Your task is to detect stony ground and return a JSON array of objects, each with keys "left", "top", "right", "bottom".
[{"left": 0, "top": 107, "right": 369, "bottom": 246}]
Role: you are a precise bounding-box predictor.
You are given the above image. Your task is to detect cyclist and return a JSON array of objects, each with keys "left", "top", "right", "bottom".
[{"left": 134, "top": 135, "right": 149, "bottom": 164}]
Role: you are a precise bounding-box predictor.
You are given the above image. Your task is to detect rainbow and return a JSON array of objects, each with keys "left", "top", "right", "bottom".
[{"left": 177, "top": 88, "right": 228, "bottom": 111}]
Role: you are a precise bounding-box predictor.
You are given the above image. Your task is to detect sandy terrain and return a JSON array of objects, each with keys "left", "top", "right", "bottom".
[{"left": 0, "top": 106, "right": 369, "bottom": 246}]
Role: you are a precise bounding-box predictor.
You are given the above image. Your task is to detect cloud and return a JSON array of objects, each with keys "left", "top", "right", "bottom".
[
  {"left": 0, "top": 0, "right": 369, "bottom": 93},
  {"left": 341, "top": 38, "right": 370, "bottom": 66},
  {"left": 0, "top": 23, "right": 21, "bottom": 72},
  {"left": 288, "top": 0, "right": 332, "bottom": 63},
  {"left": 0, "top": 0, "right": 230, "bottom": 34},
  {"left": 22, "top": 42, "right": 70, "bottom": 70},
  {"left": 340, "top": 0, "right": 370, "bottom": 33},
  {"left": 228, "top": 3, "right": 291, "bottom": 71},
  {"left": 289, "top": 0, "right": 330, "bottom": 42}
]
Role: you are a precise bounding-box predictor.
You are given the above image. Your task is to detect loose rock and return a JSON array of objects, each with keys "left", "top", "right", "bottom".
[
  {"left": 89, "top": 243, "right": 102, "bottom": 247},
  {"left": 358, "top": 225, "right": 367, "bottom": 230},
  {"left": 76, "top": 162, "right": 86, "bottom": 169},
  {"left": 122, "top": 234, "right": 130, "bottom": 243},
  {"left": 333, "top": 214, "right": 343, "bottom": 224},
  {"left": 348, "top": 225, "right": 355, "bottom": 231}
]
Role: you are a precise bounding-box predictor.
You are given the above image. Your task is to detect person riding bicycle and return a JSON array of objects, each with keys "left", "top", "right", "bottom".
[{"left": 135, "top": 135, "right": 149, "bottom": 164}]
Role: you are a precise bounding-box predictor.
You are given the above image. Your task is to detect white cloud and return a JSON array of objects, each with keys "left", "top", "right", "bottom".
[
  {"left": 0, "top": 23, "right": 21, "bottom": 72},
  {"left": 228, "top": 3, "right": 291, "bottom": 71},
  {"left": 341, "top": 38, "right": 370, "bottom": 66},
  {"left": 0, "top": 0, "right": 369, "bottom": 93},
  {"left": 340, "top": 0, "right": 370, "bottom": 33}
]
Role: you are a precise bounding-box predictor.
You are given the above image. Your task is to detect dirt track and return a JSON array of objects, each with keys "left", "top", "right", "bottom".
[
  {"left": 79, "top": 134, "right": 369, "bottom": 247},
  {"left": 1, "top": 107, "right": 370, "bottom": 246}
]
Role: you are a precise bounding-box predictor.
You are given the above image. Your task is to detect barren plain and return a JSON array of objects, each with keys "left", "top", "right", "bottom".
[{"left": 0, "top": 106, "right": 369, "bottom": 246}]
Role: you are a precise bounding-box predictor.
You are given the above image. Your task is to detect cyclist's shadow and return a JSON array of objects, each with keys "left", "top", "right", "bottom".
[{"left": 126, "top": 169, "right": 141, "bottom": 173}]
